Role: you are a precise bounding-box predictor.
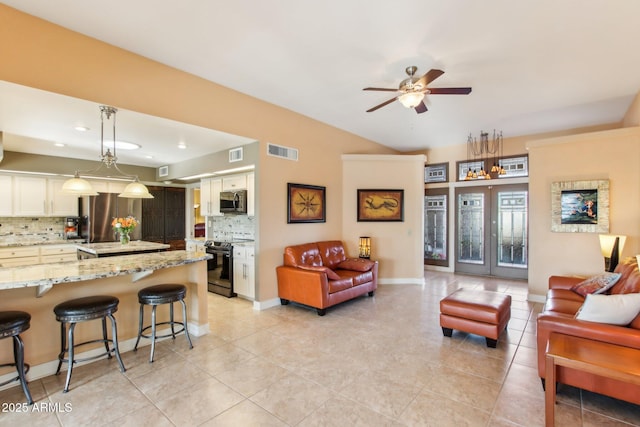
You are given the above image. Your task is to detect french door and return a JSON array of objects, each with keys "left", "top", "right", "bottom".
[{"left": 455, "top": 184, "right": 528, "bottom": 279}]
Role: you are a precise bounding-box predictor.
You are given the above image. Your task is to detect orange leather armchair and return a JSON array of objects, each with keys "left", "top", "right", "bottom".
[{"left": 276, "top": 240, "right": 378, "bottom": 316}]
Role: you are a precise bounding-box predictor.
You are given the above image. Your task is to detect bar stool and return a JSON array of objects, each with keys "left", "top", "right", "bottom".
[
  {"left": 54, "top": 295, "right": 126, "bottom": 393},
  {"left": 134, "top": 284, "right": 193, "bottom": 363},
  {"left": 0, "top": 311, "right": 33, "bottom": 404}
]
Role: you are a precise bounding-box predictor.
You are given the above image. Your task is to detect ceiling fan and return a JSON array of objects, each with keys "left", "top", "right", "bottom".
[{"left": 363, "top": 66, "right": 472, "bottom": 114}]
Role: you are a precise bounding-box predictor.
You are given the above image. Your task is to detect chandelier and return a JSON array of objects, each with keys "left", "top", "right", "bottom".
[
  {"left": 61, "top": 105, "right": 154, "bottom": 198},
  {"left": 464, "top": 130, "right": 506, "bottom": 180}
]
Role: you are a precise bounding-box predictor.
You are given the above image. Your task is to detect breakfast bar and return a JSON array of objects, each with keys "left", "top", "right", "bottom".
[{"left": 0, "top": 250, "right": 211, "bottom": 384}]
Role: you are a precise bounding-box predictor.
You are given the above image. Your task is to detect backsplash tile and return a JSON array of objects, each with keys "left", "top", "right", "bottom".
[
  {"left": 207, "top": 214, "right": 255, "bottom": 241},
  {"left": 0, "top": 217, "right": 65, "bottom": 241}
]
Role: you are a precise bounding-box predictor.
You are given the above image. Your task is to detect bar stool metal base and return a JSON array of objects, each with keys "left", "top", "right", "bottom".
[
  {"left": 133, "top": 284, "right": 193, "bottom": 363},
  {"left": 0, "top": 311, "right": 33, "bottom": 405},
  {"left": 54, "top": 296, "right": 126, "bottom": 393}
]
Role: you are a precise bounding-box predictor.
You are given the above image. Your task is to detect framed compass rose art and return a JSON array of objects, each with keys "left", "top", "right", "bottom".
[{"left": 287, "top": 183, "right": 326, "bottom": 223}]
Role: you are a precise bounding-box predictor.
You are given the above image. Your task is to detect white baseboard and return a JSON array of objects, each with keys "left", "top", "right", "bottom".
[
  {"left": 254, "top": 298, "right": 281, "bottom": 311},
  {"left": 527, "top": 293, "right": 547, "bottom": 304},
  {"left": 378, "top": 277, "right": 426, "bottom": 285}
]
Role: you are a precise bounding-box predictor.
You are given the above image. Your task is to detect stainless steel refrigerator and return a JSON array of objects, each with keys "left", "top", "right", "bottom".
[{"left": 81, "top": 193, "right": 142, "bottom": 243}]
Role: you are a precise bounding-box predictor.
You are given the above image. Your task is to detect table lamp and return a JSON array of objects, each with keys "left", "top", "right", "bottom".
[{"left": 599, "top": 234, "right": 626, "bottom": 272}]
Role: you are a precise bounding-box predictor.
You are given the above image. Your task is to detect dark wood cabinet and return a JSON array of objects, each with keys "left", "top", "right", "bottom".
[{"left": 142, "top": 186, "right": 186, "bottom": 250}]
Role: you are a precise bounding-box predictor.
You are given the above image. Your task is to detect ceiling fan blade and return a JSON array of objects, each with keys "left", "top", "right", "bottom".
[
  {"left": 414, "top": 102, "right": 428, "bottom": 114},
  {"left": 429, "top": 87, "right": 472, "bottom": 95},
  {"left": 363, "top": 87, "right": 399, "bottom": 92},
  {"left": 366, "top": 96, "right": 398, "bottom": 112},
  {"left": 416, "top": 69, "right": 444, "bottom": 88}
]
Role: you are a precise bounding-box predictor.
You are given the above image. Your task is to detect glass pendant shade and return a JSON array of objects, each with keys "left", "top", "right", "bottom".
[
  {"left": 61, "top": 173, "right": 99, "bottom": 196},
  {"left": 398, "top": 92, "right": 425, "bottom": 108},
  {"left": 118, "top": 180, "right": 154, "bottom": 198}
]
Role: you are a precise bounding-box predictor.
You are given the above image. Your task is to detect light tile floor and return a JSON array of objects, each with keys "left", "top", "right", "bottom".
[{"left": 1, "top": 271, "right": 639, "bottom": 426}]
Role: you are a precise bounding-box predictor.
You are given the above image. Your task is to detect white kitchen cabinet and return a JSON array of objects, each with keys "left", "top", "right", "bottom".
[
  {"left": 48, "top": 178, "right": 80, "bottom": 216},
  {"left": 0, "top": 176, "right": 13, "bottom": 216},
  {"left": 87, "top": 180, "right": 109, "bottom": 194},
  {"left": 40, "top": 244, "right": 78, "bottom": 263},
  {"left": 0, "top": 245, "right": 78, "bottom": 267},
  {"left": 233, "top": 244, "right": 255, "bottom": 299},
  {"left": 0, "top": 246, "right": 40, "bottom": 267},
  {"left": 14, "top": 176, "right": 48, "bottom": 216},
  {"left": 222, "top": 175, "right": 247, "bottom": 191},
  {"left": 7, "top": 176, "right": 78, "bottom": 217},
  {"left": 200, "top": 177, "right": 222, "bottom": 216},
  {"left": 246, "top": 172, "right": 255, "bottom": 217},
  {"left": 84, "top": 179, "right": 132, "bottom": 195},
  {"left": 186, "top": 239, "right": 205, "bottom": 252}
]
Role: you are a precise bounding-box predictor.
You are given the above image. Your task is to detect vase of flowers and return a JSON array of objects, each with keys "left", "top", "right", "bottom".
[{"left": 112, "top": 216, "right": 139, "bottom": 245}]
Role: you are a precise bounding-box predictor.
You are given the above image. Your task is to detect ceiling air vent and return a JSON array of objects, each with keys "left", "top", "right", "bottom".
[
  {"left": 229, "top": 147, "right": 243, "bottom": 163},
  {"left": 267, "top": 143, "right": 298, "bottom": 161},
  {"left": 158, "top": 165, "right": 169, "bottom": 177}
]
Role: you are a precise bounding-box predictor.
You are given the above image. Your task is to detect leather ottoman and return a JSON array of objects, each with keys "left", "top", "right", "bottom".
[{"left": 439, "top": 289, "right": 511, "bottom": 348}]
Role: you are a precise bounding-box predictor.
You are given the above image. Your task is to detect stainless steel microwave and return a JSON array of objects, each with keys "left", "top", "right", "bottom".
[{"left": 220, "top": 190, "right": 247, "bottom": 213}]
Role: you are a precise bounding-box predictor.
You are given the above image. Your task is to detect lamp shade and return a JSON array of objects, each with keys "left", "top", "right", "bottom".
[
  {"left": 599, "top": 234, "right": 626, "bottom": 272},
  {"left": 118, "top": 181, "right": 154, "bottom": 199},
  {"left": 398, "top": 92, "right": 425, "bottom": 108},
  {"left": 359, "top": 236, "right": 371, "bottom": 259},
  {"left": 61, "top": 174, "right": 99, "bottom": 196},
  {"left": 599, "top": 234, "right": 626, "bottom": 257}
]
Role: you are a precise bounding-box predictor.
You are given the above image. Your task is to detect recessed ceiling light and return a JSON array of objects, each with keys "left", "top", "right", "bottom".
[
  {"left": 145, "top": 155, "right": 154, "bottom": 159},
  {"left": 114, "top": 141, "right": 141, "bottom": 150},
  {"left": 74, "top": 125, "right": 90, "bottom": 132},
  {"left": 54, "top": 142, "right": 65, "bottom": 147},
  {"left": 178, "top": 142, "right": 187, "bottom": 149}
]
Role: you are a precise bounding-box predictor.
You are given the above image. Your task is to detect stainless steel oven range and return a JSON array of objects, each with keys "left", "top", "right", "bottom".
[{"left": 205, "top": 241, "right": 236, "bottom": 298}]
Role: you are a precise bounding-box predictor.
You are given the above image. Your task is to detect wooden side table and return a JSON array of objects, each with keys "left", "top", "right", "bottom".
[{"left": 545, "top": 333, "right": 640, "bottom": 426}]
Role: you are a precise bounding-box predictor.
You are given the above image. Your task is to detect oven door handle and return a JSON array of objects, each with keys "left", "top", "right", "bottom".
[{"left": 209, "top": 250, "right": 231, "bottom": 256}]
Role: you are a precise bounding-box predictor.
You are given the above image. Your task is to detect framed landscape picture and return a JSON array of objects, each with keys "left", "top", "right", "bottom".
[
  {"left": 287, "top": 183, "right": 326, "bottom": 223},
  {"left": 357, "top": 189, "right": 404, "bottom": 222}
]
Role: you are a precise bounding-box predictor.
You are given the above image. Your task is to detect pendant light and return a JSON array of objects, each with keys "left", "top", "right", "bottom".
[{"left": 62, "top": 105, "right": 153, "bottom": 198}]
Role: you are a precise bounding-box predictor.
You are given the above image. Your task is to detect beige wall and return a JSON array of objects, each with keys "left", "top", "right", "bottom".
[
  {"left": 342, "top": 155, "right": 426, "bottom": 283},
  {"left": 0, "top": 5, "right": 396, "bottom": 305},
  {"left": 527, "top": 127, "right": 640, "bottom": 299}
]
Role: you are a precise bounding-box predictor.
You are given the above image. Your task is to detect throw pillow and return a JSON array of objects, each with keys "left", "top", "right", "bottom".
[
  {"left": 336, "top": 258, "right": 375, "bottom": 272},
  {"left": 575, "top": 293, "right": 640, "bottom": 325},
  {"left": 298, "top": 265, "right": 341, "bottom": 280},
  {"left": 571, "top": 272, "right": 622, "bottom": 297}
]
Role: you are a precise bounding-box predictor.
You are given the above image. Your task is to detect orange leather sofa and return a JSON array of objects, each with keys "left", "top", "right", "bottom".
[
  {"left": 276, "top": 240, "right": 378, "bottom": 316},
  {"left": 536, "top": 257, "right": 640, "bottom": 404}
]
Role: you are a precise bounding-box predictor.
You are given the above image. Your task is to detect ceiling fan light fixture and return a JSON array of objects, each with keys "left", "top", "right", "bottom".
[{"left": 398, "top": 92, "right": 425, "bottom": 109}]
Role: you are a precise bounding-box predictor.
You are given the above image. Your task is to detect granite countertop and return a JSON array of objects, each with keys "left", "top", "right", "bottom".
[
  {"left": 0, "top": 238, "right": 76, "bottom": 248},
  {"left": 0, "top": 250, "right": 211, "bottom": 292},
  {"left": 76, "top": 241, "right": 171, "bottom": 255},
  {"left": 233, "top": 241, "right": 255, "bottom": 247}
]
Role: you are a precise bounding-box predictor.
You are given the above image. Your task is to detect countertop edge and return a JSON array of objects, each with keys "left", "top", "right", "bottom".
[{"left": 0, "top": 251, "right": 211, "bottom": 291}]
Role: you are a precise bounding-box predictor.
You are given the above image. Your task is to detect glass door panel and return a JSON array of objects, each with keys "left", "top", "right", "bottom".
[
  {"left": 455, "top": 184, "right": 528, "bottom": 279},
  {"left": 497, "top": 191, "right": 528, "bottom": 268},
  {"left": 458, "top": 193, "right": 485, "bottom": 264},
  {"left": 455, "top": 188, "right": 490, "bottom": 275},
  {"left": 425, "top": 189, "right": 448, "bottom": 266}
]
